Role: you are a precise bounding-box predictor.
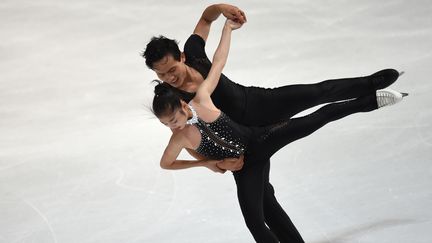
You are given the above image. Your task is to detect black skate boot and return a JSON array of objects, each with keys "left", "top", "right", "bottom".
[{"left": 370, "top": 69, "right": 400, "bottom": 90}]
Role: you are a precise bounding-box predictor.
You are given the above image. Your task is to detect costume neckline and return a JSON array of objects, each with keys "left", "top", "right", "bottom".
[{"left": 186, "top": 103, "right": 198, "bottom": 125}]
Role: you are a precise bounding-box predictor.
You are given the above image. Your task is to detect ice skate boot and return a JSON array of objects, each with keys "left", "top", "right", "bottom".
[{"left": 376, "top": 89, "right": 408, "bottom": 108}]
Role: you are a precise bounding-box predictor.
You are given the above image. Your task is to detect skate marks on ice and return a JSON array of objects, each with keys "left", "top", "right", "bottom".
[
  {"left": 0, "top": 195, "right": 58, "bottom": 243},
  {"left": 310, "top": 219, "right": 418, "bottom": 243}
]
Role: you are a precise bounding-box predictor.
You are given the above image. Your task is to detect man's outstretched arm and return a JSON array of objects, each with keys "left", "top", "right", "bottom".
[{"left": 193, "top": 3, "right": 246, "bottom": 42}]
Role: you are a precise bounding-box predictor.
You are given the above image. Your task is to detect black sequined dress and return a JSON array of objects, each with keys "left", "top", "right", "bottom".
[{"left": 188, "top": 105, "right": 252, "bottom": 160}]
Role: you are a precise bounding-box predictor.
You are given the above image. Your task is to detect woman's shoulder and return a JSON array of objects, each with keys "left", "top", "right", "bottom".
[
  {"left": 189, "top": 100, "right": 221, "bottom": 123},
  {"left": 172, "top": 126, "right": 198, "bottom": 150}
]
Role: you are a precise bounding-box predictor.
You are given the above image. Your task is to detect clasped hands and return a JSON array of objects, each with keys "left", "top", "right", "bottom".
[
  {"left": 206, "top": 155, "right": 244, "bottom": 174},
  {"left": 221, "top": 4, "right": 247, "bottom": 25}
]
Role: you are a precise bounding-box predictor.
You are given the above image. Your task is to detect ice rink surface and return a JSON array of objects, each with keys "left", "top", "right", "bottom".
[{"left": 1, "top": 0, "right": 431, "bottom": 242}]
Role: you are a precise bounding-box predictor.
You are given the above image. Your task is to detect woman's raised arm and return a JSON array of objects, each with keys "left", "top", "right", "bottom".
[{"left": 194, "top": 20, "right": 242, "bottom": 103}]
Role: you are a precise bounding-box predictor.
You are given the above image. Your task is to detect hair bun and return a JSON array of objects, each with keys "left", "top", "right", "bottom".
[
  {"left": 151, "top": 80, "right": 182, "bottom": 118},
  {"left": 153, "top": 80, "right": 167, "bottom": 96}
]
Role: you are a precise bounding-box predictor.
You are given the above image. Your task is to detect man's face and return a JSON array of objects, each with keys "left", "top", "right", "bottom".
[{"left": 152, "top": 54, "right": 187, "bottom": 88}]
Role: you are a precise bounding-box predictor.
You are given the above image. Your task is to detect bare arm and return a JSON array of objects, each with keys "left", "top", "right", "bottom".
[
  {"left": 167, "top": 128, "right": 225, "bottom": 173},
  {"left": 194, "top": 20, "right": 242, "bottom": 105},
  {"left": 186, "top": 148, "right": 226, "bottom": 173},
  {"left": 186, "top": 148, "right": 244, "bottom": 172},
  {"left": 193, "top": 4, "right": 247, "bottom": 42},
  {"left": 160, "top": 134, "right": 205, "bottom": 170},
  {"left": 217, "top": 155, "right": 244, "bottom": 172},
  {"left": 160, "top": 134, "right": 225, "bottom": 173}
]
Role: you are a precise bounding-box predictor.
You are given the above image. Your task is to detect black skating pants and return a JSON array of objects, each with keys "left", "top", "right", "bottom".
[
  {"left": 241, "top": 75, "right": 376, "bottom": 126},
  {"left": 233, "top": 94, "right": 378, "bottom": 243}
]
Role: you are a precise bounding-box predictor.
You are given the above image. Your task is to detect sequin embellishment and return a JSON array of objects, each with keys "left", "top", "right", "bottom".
[
  {"left": 186, "top": 104, "right": 198, "bottom": 125},
  {"left": 188, "top": 104, "right": 247, "bottom": 160}
]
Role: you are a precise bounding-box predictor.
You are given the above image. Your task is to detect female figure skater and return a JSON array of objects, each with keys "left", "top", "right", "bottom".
[{"left": 151, "top": 19, "right": 406, "bottom": 243}]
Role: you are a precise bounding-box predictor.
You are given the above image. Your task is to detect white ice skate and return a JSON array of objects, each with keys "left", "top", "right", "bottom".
[{"left": 376, "top": 89, "right": 408, "bottom": 108}]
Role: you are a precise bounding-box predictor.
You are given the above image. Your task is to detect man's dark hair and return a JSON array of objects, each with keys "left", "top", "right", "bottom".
[{"left": 142, "top": 36, "right": 181, "bottom": 69}]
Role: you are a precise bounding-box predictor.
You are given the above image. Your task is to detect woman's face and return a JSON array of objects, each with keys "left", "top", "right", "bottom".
[{"left": 158, "top": 105, "right": 189, "bottom": 130}]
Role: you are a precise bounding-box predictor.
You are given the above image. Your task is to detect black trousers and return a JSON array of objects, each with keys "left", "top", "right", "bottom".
[
  {"left": 233, "top": 75, "right": 378, "bottom": 242},
  {"left": 242, "top": 75, "right": 375, "bottom": 126},
  {"left": 233, "top": 94, "right": 378, "bottom": 243}
]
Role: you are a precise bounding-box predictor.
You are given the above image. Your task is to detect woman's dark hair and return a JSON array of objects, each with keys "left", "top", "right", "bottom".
[
  {"left": 142, "top": 36, "right": 181, "bottom": 69},
  {"left": 152, "top": 80, "right": 183, "bottom": 118}
]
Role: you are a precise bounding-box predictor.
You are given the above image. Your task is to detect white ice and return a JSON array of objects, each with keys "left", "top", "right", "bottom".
[{"left": 1, "top": 0, "right": 431, "bottom": 242}]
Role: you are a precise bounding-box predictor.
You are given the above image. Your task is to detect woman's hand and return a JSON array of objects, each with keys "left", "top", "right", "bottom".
[
  {"left": 205, "top": 160, "right": 227, "bottom": 174},
  {"left": 217, "top": 155, "right": 244, "bottom": 171},
  {"left": 225, "top": 19, "right": 243, "bottom": 30}
]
